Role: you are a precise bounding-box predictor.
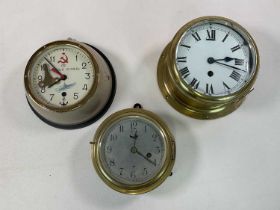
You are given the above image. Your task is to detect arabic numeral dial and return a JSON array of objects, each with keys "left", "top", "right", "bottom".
[
  {"left": 24, "top": 39, "right": 116, "bottom": 128},
  {"left": 92, "top": 107, "right": 176, "bottom": 194},
  {"left": 98, "top": 117, "right": 167, "bottom": 186}
]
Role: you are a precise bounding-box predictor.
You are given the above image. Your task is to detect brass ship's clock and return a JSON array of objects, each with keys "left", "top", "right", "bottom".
[
  {"left": 157, "top": 16, "right": 259, "bottom": 119},
  {"left": 91, "top": 104, "right": 175, "bottom": 194}
]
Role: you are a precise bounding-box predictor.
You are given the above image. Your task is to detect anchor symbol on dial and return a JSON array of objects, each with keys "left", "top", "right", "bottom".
[{"left": 59, "top": 92, "right": 68, "bottom": 106}]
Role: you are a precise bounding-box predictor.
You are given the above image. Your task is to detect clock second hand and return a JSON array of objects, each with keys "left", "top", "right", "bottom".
[
  {"left": 44, "top": 57, "right": 67, "bottom": 80},
  {"left": 50, "top": 67, "right": 67, "bottom": 80}
]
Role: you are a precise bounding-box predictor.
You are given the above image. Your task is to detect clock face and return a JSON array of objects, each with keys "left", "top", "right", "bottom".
[
  {"left": 99, "top": 116, "right": 166, "bottom": 185},
  {"left": 175, "top": 19, "right": 257, "bottom": 97},
  {"left": 28, "top": 43, "right": 95, "bottom": 108}
]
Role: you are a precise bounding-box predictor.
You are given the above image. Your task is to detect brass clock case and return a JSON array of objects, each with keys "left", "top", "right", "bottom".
[
  {"left": 157, "top": 16, "right": 259, "bottom": 119},
  {"left": 91, "top": 106, "right": 176, "bottom": 194}
]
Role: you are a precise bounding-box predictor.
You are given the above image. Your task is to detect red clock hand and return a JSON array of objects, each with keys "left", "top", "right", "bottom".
[
  {"left": 44, "top": 57, "right": 67, "bottom": 80},
  {"left": 50, "top": 68, "right": 66, "bottom": 79}
]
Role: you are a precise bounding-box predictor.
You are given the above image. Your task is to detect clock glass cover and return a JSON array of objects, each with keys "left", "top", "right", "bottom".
[
  {"left": 99, "top": 116, "right": 166, "bottom": 185},
  {"left": 175, "top": 18, "right": 258, "bottom": 97}
]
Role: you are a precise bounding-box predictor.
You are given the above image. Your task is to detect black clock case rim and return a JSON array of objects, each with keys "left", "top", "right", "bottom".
[{"left": 26, "top": 44, "right": 116, "bottom": 129}]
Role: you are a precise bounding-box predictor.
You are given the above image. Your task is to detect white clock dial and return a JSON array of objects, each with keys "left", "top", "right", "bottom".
[
  {"left": 175, "top": 21, "right": 256, "bottom": 96},
  {"left": 30, "top": 45, "right": 95, "bottom": 108},
  {"left": 99, "top": 117, "right": 166, "bottom": 185}
]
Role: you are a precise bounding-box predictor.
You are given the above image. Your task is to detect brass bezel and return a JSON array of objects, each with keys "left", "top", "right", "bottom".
[
  {"left": 91, "top": 108, "right": 175, "bottom": 194},
  {"left": 24, "top": 40, "right": 99, "bottom": 113},
  {"left": 157, "top": 16, "right": 260, "bottom": 119}
]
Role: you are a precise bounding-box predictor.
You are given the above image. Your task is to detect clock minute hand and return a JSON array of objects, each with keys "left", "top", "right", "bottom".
[
  {"left": 129, "top": 133, "right": 138, "bottom": 140},
  {"left": 137, "top": 151, "right": 156, "bottom": 166},
  {"left": 215, "top": 61, "right": 246, "bottom": 72},
  {"left": 215, "top": 57, "right": 235, "bottom": 62},
  {"left": 135, "top": 148, "right": 156, "bottom": 166},
  {"left": 130, "top": 145, "right": 156, "bottom": 166}
]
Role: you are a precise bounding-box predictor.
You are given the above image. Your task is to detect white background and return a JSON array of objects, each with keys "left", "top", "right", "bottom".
[{"left": 0, "top": 0, "right": 279, "bottom": 209}]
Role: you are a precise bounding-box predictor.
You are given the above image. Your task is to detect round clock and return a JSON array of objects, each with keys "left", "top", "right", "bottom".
[
  {"left": 157, "top": 16, "right": 259, "bottom": 119},
  {"left": 91, "top": 104, "right": 175, "bottom": 194},
  {"left": 24, "top": 39, "right": 116, "bottom": 128}
]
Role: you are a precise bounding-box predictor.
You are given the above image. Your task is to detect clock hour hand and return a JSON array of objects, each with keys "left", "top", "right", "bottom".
[
  {"left": 129, "top": 132, "right": 138, "bottom": 140},
  {"left": 208, "top": 57, "right": 237, "bottom": 63}
]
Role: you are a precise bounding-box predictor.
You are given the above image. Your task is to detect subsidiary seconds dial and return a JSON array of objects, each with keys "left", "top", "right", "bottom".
[{"left": 176, "top": 21, "right": 252, "bottom": 96}]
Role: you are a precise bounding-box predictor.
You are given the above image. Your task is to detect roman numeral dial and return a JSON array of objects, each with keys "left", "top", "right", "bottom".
[
  {"left": 172, "top": 16, "right": 255, "bottom": 97},
  {"left": 174, "top": 21, "right": 252, "bottom": 98},
  {"left": 158, "top": 16, "right": 259, "bottom": 119}
]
